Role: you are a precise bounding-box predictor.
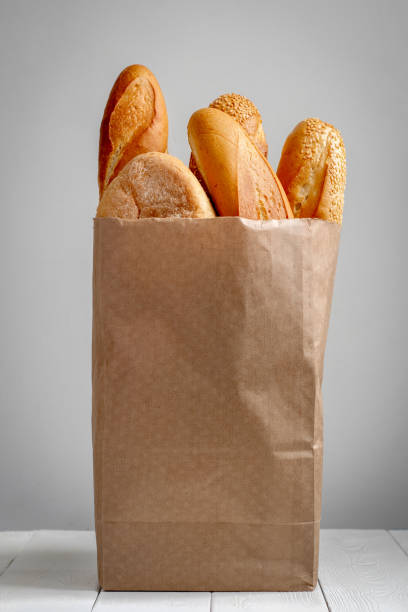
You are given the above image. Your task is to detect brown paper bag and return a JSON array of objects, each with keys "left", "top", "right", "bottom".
[{"left": 92, "top": 216, "right": 340, "bottom": 591}]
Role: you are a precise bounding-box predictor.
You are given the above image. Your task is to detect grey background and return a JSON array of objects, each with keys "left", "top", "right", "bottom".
[{"left": 0, "top": 0, "right": 407, "bottom": 530}]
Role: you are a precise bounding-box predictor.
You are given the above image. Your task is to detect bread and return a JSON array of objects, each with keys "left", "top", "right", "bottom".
[
  {"left": 211, "top": 93, "right": 268, "bottom": 156},
  {"left": 188, "top": 108, "right": 293, "bottom": 220},
  {"left": 189, "top": 93, "right": 268, "bottom": 191},
  {"left": 98, "top": 65, "right": 168, "bottom": 196},
  {"left": 277, "top": 118, "right": 346, "bottom": 224},
  {"left": 96, "top": 152, "right": 215, "bottom": 219}
]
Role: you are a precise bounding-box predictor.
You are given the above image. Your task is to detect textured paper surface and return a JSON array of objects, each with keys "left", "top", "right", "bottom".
[{"left": 92, "top": 216, "right": 340, "bottom": 591}]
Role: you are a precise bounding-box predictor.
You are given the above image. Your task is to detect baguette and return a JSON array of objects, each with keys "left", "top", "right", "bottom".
[
  {"left": 188, "top": 108, "right": 293, "bottom": 220},
  {"left": 98, "top": 65, "right": 168, "bottom": 196},
  {"left": 189, "top": 93, "right": 268, "bottom": 193}
]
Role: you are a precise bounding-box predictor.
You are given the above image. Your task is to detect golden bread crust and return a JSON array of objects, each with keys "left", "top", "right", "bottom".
[
  {"left": 189, "top": 93, "right": 268, "bottom": 189},
  {"left": 188, "top": 108, "right": 293, "bottom": 220},
  {"left": 277, "top": 117, "right": 346, "bottom": 224},
  {"left": 96, "top": 152, "right": 215, "bottom": 219},
  {"left": 210, "top": 93, "right": 268, "bottom": 157},
  {"left": 98, "top": 65, "right": 168, "bottom": 196}
]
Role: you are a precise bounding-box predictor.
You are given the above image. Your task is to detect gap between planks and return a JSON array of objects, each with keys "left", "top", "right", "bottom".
[
  {"left": 317, "top": 578, "right": 331, "bottom": 611},
  {"left": 1, "top": 530, "right": 408, "bottom": 611},
  {"left": 318, "top": 529, "right": 408, "bottom": 612}
]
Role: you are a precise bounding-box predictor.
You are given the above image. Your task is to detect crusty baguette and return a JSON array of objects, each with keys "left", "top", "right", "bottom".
[
  {"left": 188, "top": 108, "right": 293, "bottom": 220},
  {"left": 96, "top": 152, "right": 215, "bottom": 219},
  {"left": 98, "top": 65, "right": 168, "bottom": 196},
  {"left": 277, "top": 118, "right": 346, "bottom": 224},
  {"left": 189, "top": 93, "right": 268, "bottom": 193}
]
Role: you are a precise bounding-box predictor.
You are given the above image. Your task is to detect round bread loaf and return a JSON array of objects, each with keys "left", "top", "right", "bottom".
[
  {"left": 96, "top": 152, "right": 215, "bottom": 219},
  {"left": 98, "top": 65, "right": 168, "bottom": 196},
  {"left": 277, "top": 117, "right": 346, "bottom": 224},
  {"left": 188, "top": 108, "right": 293, "bottom": 220}
]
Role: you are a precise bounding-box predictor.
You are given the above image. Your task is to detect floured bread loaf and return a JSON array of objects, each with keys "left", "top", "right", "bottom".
[{"left": 96, "top": 152, "right": 215, "bottom": 219}]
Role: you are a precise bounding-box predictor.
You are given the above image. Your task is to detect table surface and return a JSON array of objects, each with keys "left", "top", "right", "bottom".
[{"left": 1, "top": 530, "right": 408, "bottom": 611}]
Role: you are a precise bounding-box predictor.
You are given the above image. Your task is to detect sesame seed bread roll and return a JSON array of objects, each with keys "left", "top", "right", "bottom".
[
  {"left": 98, "top": 65, "right": 168, "bottom": 196},
  {"left": 210, "top": 93, "right": 268, "bottom": 156},
  {"left": 277, "top": 118, "right": 346, "bottom": 225},
  {"left": 188, "top": 108, "right": 293, "bottom": 220},
  {"left": 96, "top": 152, "right": 215, "bottom": 220},
  {"left": 189, "top": 93, "right": 268, "bottom": 192}
]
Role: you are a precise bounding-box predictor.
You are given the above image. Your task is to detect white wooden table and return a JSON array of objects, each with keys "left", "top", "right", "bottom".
[{"left": 1, "top": 530, "right": 408, "bottom": 611}]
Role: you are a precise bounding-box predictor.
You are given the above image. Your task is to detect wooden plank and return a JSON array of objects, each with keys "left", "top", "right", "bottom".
[
  {"left": 94, "top": 591, "right": 211, "bottom": 611},
  {"left": 389, "top": 530, "right": 408, "bottom": 556},
  {"left": 0, "top": 530, "right": 99, "bottom": 611},
  {"left": 319, "top": 529, "right": 408, "bottom": 611},
  {"left": 212, "top": 589, "right": 328, "bottom": 611},
  {"left": 1, "top": 529, "right": 408, "bottom": 610},
  {"left": 0, "top": 531, "right": 33, "bottom": 575}
]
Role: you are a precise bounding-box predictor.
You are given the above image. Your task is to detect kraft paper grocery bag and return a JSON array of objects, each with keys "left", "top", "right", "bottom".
[{"left": 92, "top": 216, "right": 340, "bottom": 591}]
